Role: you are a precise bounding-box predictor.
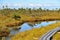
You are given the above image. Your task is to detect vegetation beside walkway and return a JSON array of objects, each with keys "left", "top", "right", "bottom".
[{"left": 11, "top": 22, "right": 60, "bottom": 40}]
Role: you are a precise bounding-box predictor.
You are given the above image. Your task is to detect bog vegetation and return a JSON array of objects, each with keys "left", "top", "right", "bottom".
[
  {"left": 0, "top": 6, "right": 60, "bottom": 28},
  {"left": 0, "top": 6, "right": 60, "bottom": 40},
  {"left": 11, "top": 22, "right": 60, "bottom": 40}
]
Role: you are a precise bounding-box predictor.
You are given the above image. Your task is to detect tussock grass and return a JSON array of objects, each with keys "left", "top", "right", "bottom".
[
  {"left": 52, "top": 32, "right": 60, "bottom": 40},
  {"left": 11, "top": 22, "right": 60, "bottom": 40}
]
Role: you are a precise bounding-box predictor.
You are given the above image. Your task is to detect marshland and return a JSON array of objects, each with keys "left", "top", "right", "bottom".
[{"left": 0, "top": 6, "right": 60, "bottom": 40}]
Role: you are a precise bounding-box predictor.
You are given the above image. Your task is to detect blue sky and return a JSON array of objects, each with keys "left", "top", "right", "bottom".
[{"left": 0, "top": 0, "right": 60, "bottom": 9}]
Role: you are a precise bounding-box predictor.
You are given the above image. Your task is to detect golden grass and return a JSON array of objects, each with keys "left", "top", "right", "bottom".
[
  {"left": 52, "top": 32, "right": 60, "bottom": 40},
  {"left": 11, "top": 22, "right": 60, "bottom": 40},
  {"left": 1, "top": 9, "right": 60, "bottom": 40},
  {"left": 2, "top": 14, "right": 60, "bottom": 28},
  {"left": 0, "top": 11, "right": 60, "bottom": 28}
]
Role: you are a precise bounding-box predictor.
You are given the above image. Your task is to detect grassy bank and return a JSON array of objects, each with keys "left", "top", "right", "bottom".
[
  {"left": 0, "top": 8, "right": 60, "bottom": 38},
  {"left": 0, "top": 8, "right": 60, "bottom": 28},
  {"left": 11, "top": 22, "right": 60, "bottom": 40},
  {"left": 52, "top": 32, "right": 60, "bottom": 40}
]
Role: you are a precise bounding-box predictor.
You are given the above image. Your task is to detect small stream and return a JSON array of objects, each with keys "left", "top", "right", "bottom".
[
  {"left": 3, "top": 21, "right": 57, "bottom": 40},
  {"left": 20, "top": 21, "right": 56, "bottom": 32}
]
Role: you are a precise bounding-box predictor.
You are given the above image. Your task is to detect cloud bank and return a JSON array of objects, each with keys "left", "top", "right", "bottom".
[{"left": 1, "top": 3, "right": 60, "bottom": 7}]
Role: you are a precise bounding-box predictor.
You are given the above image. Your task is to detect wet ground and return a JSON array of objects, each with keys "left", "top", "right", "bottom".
[{"left": 1, "top": 21, "right": 57, "bottom": 40}]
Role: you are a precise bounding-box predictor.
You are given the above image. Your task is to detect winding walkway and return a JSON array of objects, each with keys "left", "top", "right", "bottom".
[{"left": 39, "top": 27, "right": 60, "bottom": 40}]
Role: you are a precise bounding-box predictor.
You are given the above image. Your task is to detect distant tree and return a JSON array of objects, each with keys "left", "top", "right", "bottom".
[
  {"left": 39, "top": 7, "right": 42, "bottom": 11},
  {"left": 2, "top": 6, "right": 4, "bottom": 9},
  {"left": 2, "top": 5, "right": 9, "bottom": 15},
  {"left": 58, "top": 8, "right": 60, "bottom": 12},
  {"left": 28, "top": 8, "right": 32, "bottom": 14},
  {"left": 59, "top": 8, "right": 60, "bottom": 11},
  {"left": 55, "top": 8, "right": 58, "bottom": 12},
  {"left": 6, "top": 5, "right": 8, "bottom": 8},
  {"left": 46, "top": 9, "right": 49, "bottom": 11},
  {"left": 18, "top": 8, "right": 24, "bottom": 10},
  {"left": 58, "top": 8, "right": 60, "bottom": 11}
]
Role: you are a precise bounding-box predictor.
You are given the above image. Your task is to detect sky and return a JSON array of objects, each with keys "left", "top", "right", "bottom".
[{"left": 0, "top": 0, "right": 60, "bottom": 9}]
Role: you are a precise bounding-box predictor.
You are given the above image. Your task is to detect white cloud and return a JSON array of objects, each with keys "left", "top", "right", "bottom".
[
  {"left": 1, "top": 3, "right": 22, "bottom": 7},
  {"left": 36, "top": 4, "right": 42, "bottom": 6},
  {"left": 28, "top": 3, "right": 43, "bottom": 7},
  {"left": 6, "top": 4, "right": 11, "bottom": 6},
  {"left": 43, "top": 4, "right": 52, "bottom": 6},
  {"left": 28, "top": 3, "right": 52, "bottom": 7},
  {"left": 13, "top": 3, "right": 22, "bottom": 6},
  {"left": 29, "top": 3, "right": 34, "bottom": 6},
  {"left": 1, "top": 3, "right": 60, "bottom": 8},
  {"left": 28, "top": 3, "right": 60, "bottom": 7}
]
